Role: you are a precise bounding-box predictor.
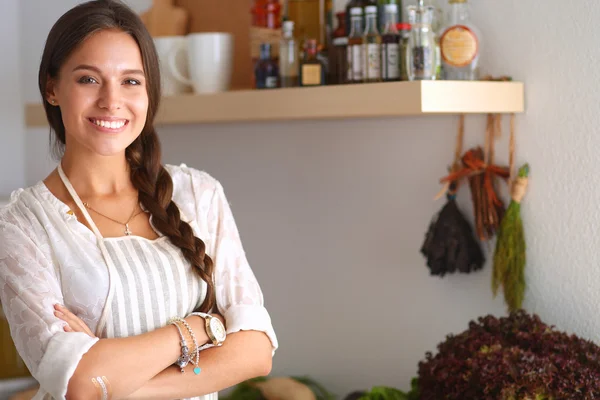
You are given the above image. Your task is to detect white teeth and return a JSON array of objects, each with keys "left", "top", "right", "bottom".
[{"left": 93, "top": 119, "right": 126, "bottom": 129}]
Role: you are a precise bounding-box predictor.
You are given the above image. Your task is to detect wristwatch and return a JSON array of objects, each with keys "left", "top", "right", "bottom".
[{"left": 190, "top": 312, "right": 227, "bottom": 347}]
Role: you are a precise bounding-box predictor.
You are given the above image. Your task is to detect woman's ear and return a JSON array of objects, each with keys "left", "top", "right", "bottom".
[{"left": 46, "top": 76, "right": 58, "bottom": 105}]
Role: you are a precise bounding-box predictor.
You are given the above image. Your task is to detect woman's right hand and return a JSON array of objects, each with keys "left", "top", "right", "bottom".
[{"left": 54, "top": 304, "right": 97, "bottom": 338}]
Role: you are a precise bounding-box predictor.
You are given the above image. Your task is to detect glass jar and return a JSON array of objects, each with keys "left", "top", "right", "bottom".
[{"left": 406, "top": 4, "right": 436, "bottom": 80}]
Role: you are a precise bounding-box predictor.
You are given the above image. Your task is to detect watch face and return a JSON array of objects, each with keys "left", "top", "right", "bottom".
[{"left": 210, "top": 318, "right": 226, "bottom": 342}]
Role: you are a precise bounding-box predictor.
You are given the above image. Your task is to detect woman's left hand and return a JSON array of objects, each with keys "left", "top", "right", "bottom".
[{"left": 53, "top": 304, "right": 97, "bottom": 338}]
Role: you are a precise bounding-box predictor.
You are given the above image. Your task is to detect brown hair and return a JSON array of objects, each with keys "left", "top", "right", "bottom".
[{"left": 38, "top": 0, "right": 215, "bottom": 313}]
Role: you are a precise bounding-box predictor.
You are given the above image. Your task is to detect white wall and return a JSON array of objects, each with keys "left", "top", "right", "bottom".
[
  {"left": 8, "top": 0, "right": 600, "bottom": 396},
  {"left": 0, "top": 0, "right": 24, "bottom": 196}
]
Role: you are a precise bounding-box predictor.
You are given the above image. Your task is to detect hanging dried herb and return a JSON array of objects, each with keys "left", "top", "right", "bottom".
[
  {"left": 440, "top": 115, "right": 510, "bottom": 241},
  {"left": 420, "top": 115, "right": 485, "bottom": 276},
  {"left": 420, "top": 185, "right": 485, "bottom": 276},
  {"left": 492, "top": 163, "right": 529, "bottom": 312}
]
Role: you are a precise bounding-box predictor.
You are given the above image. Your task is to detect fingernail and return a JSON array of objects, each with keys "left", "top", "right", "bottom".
[{"left": 54, "top": 304, "right": 64, "bottom": 309}]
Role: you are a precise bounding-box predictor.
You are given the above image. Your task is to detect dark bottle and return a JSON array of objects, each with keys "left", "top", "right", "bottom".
[
  {"left": 299, "top": 39, "right": 326, "bottom": 86},
  {"left": 255, "top": 43, "right": 279, "bottom": 89},
  {"left": 329, "top": 12, "right": 348, "bottom": 85},
  {"left": 333, "top": 11, "right": 347, "bottom": 39},
  {"left": 381, "top": 3, "right": 400, "bottom": 81}
]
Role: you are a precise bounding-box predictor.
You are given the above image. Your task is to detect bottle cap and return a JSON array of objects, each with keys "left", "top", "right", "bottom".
[
  {"left": 350, "top": 7, "right": 363, "bottom": 16},
  {"left": 384, "top": 3, "right": 398, "bottom": 12},
  {"left": 364, "top": 5, "right": 377, "bottom": 13},
  {"left": 396, "top": 23, "right": 411, "bottom": 31},
  {"left": 283, "top": 20, "right": 294, "bottom": 31}
]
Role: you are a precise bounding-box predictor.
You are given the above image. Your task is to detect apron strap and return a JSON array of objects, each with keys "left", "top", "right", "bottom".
[
  {"left": 57, "top": 163, "right": 104, "bottom": 241},
  {"left": 57, "top": 162, "right": 115, "bottom": 337}
]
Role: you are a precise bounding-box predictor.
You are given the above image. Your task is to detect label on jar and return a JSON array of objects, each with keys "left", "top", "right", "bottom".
[
  {"left": 382, "top": 43, "right": 399, "bottom": 80},
  {"left": 411, "top": 46, "right": 433, "bottom": 79},
  {"left": 266, "top": 76, "right": 278, "bottom": 88},
  {"left": 349, "top": 44, "right": 364, "bottom": 82},
  {"left": 301, "top": 64, "right": 322, "bottom": 86},
  {"left": 440, "top": 25, "right": 479, "bottom": 67},
  {"left": 365, "top": 43, "right": 381, "bottom": 80}
]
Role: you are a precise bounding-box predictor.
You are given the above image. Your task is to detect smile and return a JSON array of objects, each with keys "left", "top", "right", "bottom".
[{"left": 88, "top": 118, "right": 129, "bottom": 132}]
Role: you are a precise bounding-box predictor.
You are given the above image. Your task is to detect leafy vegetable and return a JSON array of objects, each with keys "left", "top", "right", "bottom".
[{"left": 416, "top": 311, "right": 600, "bottom": 399}]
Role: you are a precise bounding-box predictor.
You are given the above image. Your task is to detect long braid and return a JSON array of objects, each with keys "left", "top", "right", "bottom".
[{"left": 127, "top": 130, "right": 215, "bottom": 313}]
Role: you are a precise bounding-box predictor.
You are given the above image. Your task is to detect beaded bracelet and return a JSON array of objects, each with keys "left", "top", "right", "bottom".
[
  {"left": 177, "top": 318, "right": 201, "bottom": 374},
  {"left": 169, "top": 317, "right": 201, "bottom": 374},
  {"left": 168, "top": 318, "right": 191, "bottom": 373}
]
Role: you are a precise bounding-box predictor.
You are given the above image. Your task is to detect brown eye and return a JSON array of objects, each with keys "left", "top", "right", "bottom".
[
  {"left": 78, "top": 76, "right": 97, "bottom": 84},
  {"left": 124, "top": 79, "right": 141, "bottom": 86}
]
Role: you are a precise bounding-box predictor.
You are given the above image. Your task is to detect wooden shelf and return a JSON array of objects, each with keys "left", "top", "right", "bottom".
[{"left": 25, "top": 81, "right": 524, "bottom": 127}]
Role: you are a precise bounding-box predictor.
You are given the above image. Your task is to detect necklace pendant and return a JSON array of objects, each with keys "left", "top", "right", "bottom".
[{"left": 125, "top": 224, "right": 132, "bottom": 236}]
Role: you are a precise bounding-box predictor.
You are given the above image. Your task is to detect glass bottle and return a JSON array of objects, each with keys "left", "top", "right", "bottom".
[
  {"left": 251, "top": 0, "right": 267, "bottom": 27},
  {"left": 439, "top": 0, "right": 480, "bottom": 80},
  {"left": 347, "top": 7, "right": 364, "bottom": 83},
  {"left": 266, "top": 0, "right": 282, "bottom": 29},
  {"left": 329, "top": 11, "right": 348, "bottom": 84},
  {"left": 333, "top": 11, "right": 347, "bottom": 38},
  {"left": 255, "top": 43, "right": 279, "bottom": 89},
  {"left": 345, "top": 0, "right": 363, "bottom": 36},
  {"left": 279, "top": 21, "right": 299, "bottom": 87},
  {"left": 300, "top": 39, "right": 326, "bottom": 86},
  {"left": 331, "top": 37, "right": 348, "bottom": 84},
  {"left": 406, "top": 1, "right": 436, "bottom": 80},
  {"left": 396, "top": 22, "right": 411, "bottom": 80},
  {"left": 377, "top": 0, "right": 401, "bottom": 33},
  {"left": 363, "top": 5, "right": 381, "bottom": 83},
  {"left": 252, "top": 0, "right": 281, "bottom": 28},
  {"left": 381, "top": 3, "right": 400, "bottom": 81}
]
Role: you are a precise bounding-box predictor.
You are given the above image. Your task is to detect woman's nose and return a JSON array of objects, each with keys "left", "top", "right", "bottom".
[{"left": 97, "top": 84, "right": 123, "bottom": 111}]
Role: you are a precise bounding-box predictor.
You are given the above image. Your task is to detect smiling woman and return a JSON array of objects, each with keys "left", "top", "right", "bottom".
[
  {"left": 0, "top": 1, "right": 277, "bottom": 400},
  {"left": 45, "top": 30, "right": 149, "bottom": 157}
]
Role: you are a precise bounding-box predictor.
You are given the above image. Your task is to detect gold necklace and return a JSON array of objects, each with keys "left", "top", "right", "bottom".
[{"left": 83, "top": 200, "right": 144, "bottom": 236}]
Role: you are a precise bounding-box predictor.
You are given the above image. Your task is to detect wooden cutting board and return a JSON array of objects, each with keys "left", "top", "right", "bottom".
[
  {"left": 141, "top": 0, "right": 189, "bottom": 37},
  {"left": 175, "top": 0, "right": 253, "bottom": 90}
]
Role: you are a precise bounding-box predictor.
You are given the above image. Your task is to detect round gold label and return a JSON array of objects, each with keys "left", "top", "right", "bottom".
[{"left": 440, "top": 25, "right": 478, "bottom": 67}]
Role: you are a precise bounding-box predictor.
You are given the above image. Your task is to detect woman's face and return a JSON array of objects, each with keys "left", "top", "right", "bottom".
[{"left": 48, "top": 29, "right": 149, "bottom": 158}]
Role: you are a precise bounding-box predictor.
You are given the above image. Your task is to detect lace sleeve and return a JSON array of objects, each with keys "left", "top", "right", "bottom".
[
  {"left": 0, "top": 220, "right": 99, "bottom": 399},
  {"left": 204, "top": 179, "right": 278, "bottom": 354}
]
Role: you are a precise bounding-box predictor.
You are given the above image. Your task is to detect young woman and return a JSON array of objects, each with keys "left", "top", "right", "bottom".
[{"left": 0, "top": 1, "right": 277, "bottom": 399}]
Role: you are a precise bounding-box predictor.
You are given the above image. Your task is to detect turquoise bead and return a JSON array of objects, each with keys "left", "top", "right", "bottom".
[{"left": 194, "top": 367, "right": 201, "bottom": 375}]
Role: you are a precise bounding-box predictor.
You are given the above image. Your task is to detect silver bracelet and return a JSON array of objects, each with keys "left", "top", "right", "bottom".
[
  {"left": 177, "top": 318, "right": 201, "bottom": 374},
  {"left": 168, "top": 318, "right": 191, "bottom": 373}
]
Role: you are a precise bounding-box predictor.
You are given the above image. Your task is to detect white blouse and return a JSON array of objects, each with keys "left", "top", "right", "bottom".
[{"left": 0, "top": 164, "right": 278, "bottom": 400}]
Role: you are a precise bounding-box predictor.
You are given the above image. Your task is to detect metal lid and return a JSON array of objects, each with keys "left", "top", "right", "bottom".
[
  {"left": 350, "top": 6, "right": 363, "bottom": 15},
  {"left": 364, "top": 5, "right": 378, "bottom": 13}
]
